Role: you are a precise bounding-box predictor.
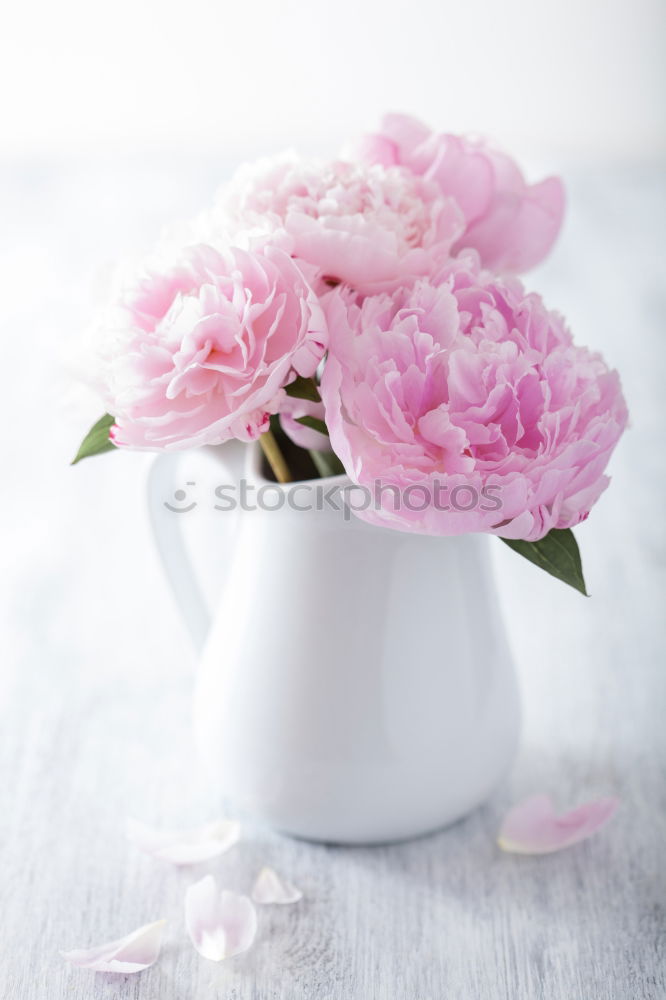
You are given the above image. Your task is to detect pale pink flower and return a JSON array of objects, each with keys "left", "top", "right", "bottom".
[
  {"left": 211, "top": 152, "right": 464, "bottom": 293},
  {"left": 320, "top": 257, "right": 627, "bottom": 540},
  {"left": 99, "top": 243, "right": 327, "bottom": 450},
  {"left": 350, "top": 113, "right": 565, "bottom": 273},
  {"left": 498, "top": 794, "right": 618, "bottom": 853}
]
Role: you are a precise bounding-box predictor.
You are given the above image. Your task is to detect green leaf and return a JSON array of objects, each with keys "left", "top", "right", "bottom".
[
  {"left": 309, "top": 449, "right": 346, "bottom": 478},
  {"left": 71, "top": 413, "right": 117, "bottom": 465},
  {"left": 500, "top": 527, "right": 588, "bottom": 596},
  {"left": 285, "top": 376, "right": 322, "bottom": 403},
  {"left": 295, "top": 415, "right": 329, "bottom": 436}
]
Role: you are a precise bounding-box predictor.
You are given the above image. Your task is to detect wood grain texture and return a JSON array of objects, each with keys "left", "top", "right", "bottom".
[{"left": 0, "top": 163, "right": 664, "bottom": 999}]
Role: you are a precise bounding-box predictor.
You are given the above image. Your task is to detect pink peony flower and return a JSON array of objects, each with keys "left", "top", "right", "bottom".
[
  {"left": 320, "top": 256, "right": 627, "bottom": 540},
  {"left": 211, "top": 153, "right": 464, "bottom": 294},
  {"left": 350, "top": 113, "right": 565, "bottom": 274},
  {"left": 98, "top": 243, "right": 326, "bottom": 450}
]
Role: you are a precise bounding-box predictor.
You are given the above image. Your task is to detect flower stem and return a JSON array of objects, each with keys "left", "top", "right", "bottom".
[{"left": 259, "top": 429, "right": 291, "bottom": 484}]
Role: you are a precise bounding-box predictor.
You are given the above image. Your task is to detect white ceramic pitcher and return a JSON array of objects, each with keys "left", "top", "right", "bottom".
[{"left": 148, "top": 443, "right": 520, "bottom": 844}]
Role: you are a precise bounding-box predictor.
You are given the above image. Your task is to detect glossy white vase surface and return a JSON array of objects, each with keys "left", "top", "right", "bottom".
[{"left": 148, "top": 443, "right": 520, "bottom": 844}]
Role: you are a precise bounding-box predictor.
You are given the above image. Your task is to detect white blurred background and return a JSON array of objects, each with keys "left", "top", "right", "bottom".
[{"left": 1, "top": 0, "right": 664, "bottom": 163}]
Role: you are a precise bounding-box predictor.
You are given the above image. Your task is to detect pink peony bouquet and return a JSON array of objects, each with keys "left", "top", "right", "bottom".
[{"left": 74, "top": 113, "right": 627, "bottom": 592}]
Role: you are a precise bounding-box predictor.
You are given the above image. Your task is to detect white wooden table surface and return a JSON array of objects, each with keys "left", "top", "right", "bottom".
[{"left": 0, "top": 159, "right": 664, "bottom": 999}]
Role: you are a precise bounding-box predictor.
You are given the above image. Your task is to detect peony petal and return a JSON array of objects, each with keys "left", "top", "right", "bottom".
[
  {"left": 126, "top": 817, "right": 240, "bottom": 865},
  {"left": 61, "top": 919, "right": 166, "bottom": 973},
  {"left": 279, "top": 396, "right": 329, "bottom": 450},
  {"left": 251, "top": 867, "right": 303, "bottom": 905},
  {"left": 185, "top": 875, "right": 257, "bottom": 961},
  {"left": 498, "top": 794, "right": 618, "bottom": 854}
]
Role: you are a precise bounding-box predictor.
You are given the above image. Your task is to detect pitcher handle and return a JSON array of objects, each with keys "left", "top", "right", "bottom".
[{"left": 146, "top": 441, "right": 246, "bottom": 653}]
